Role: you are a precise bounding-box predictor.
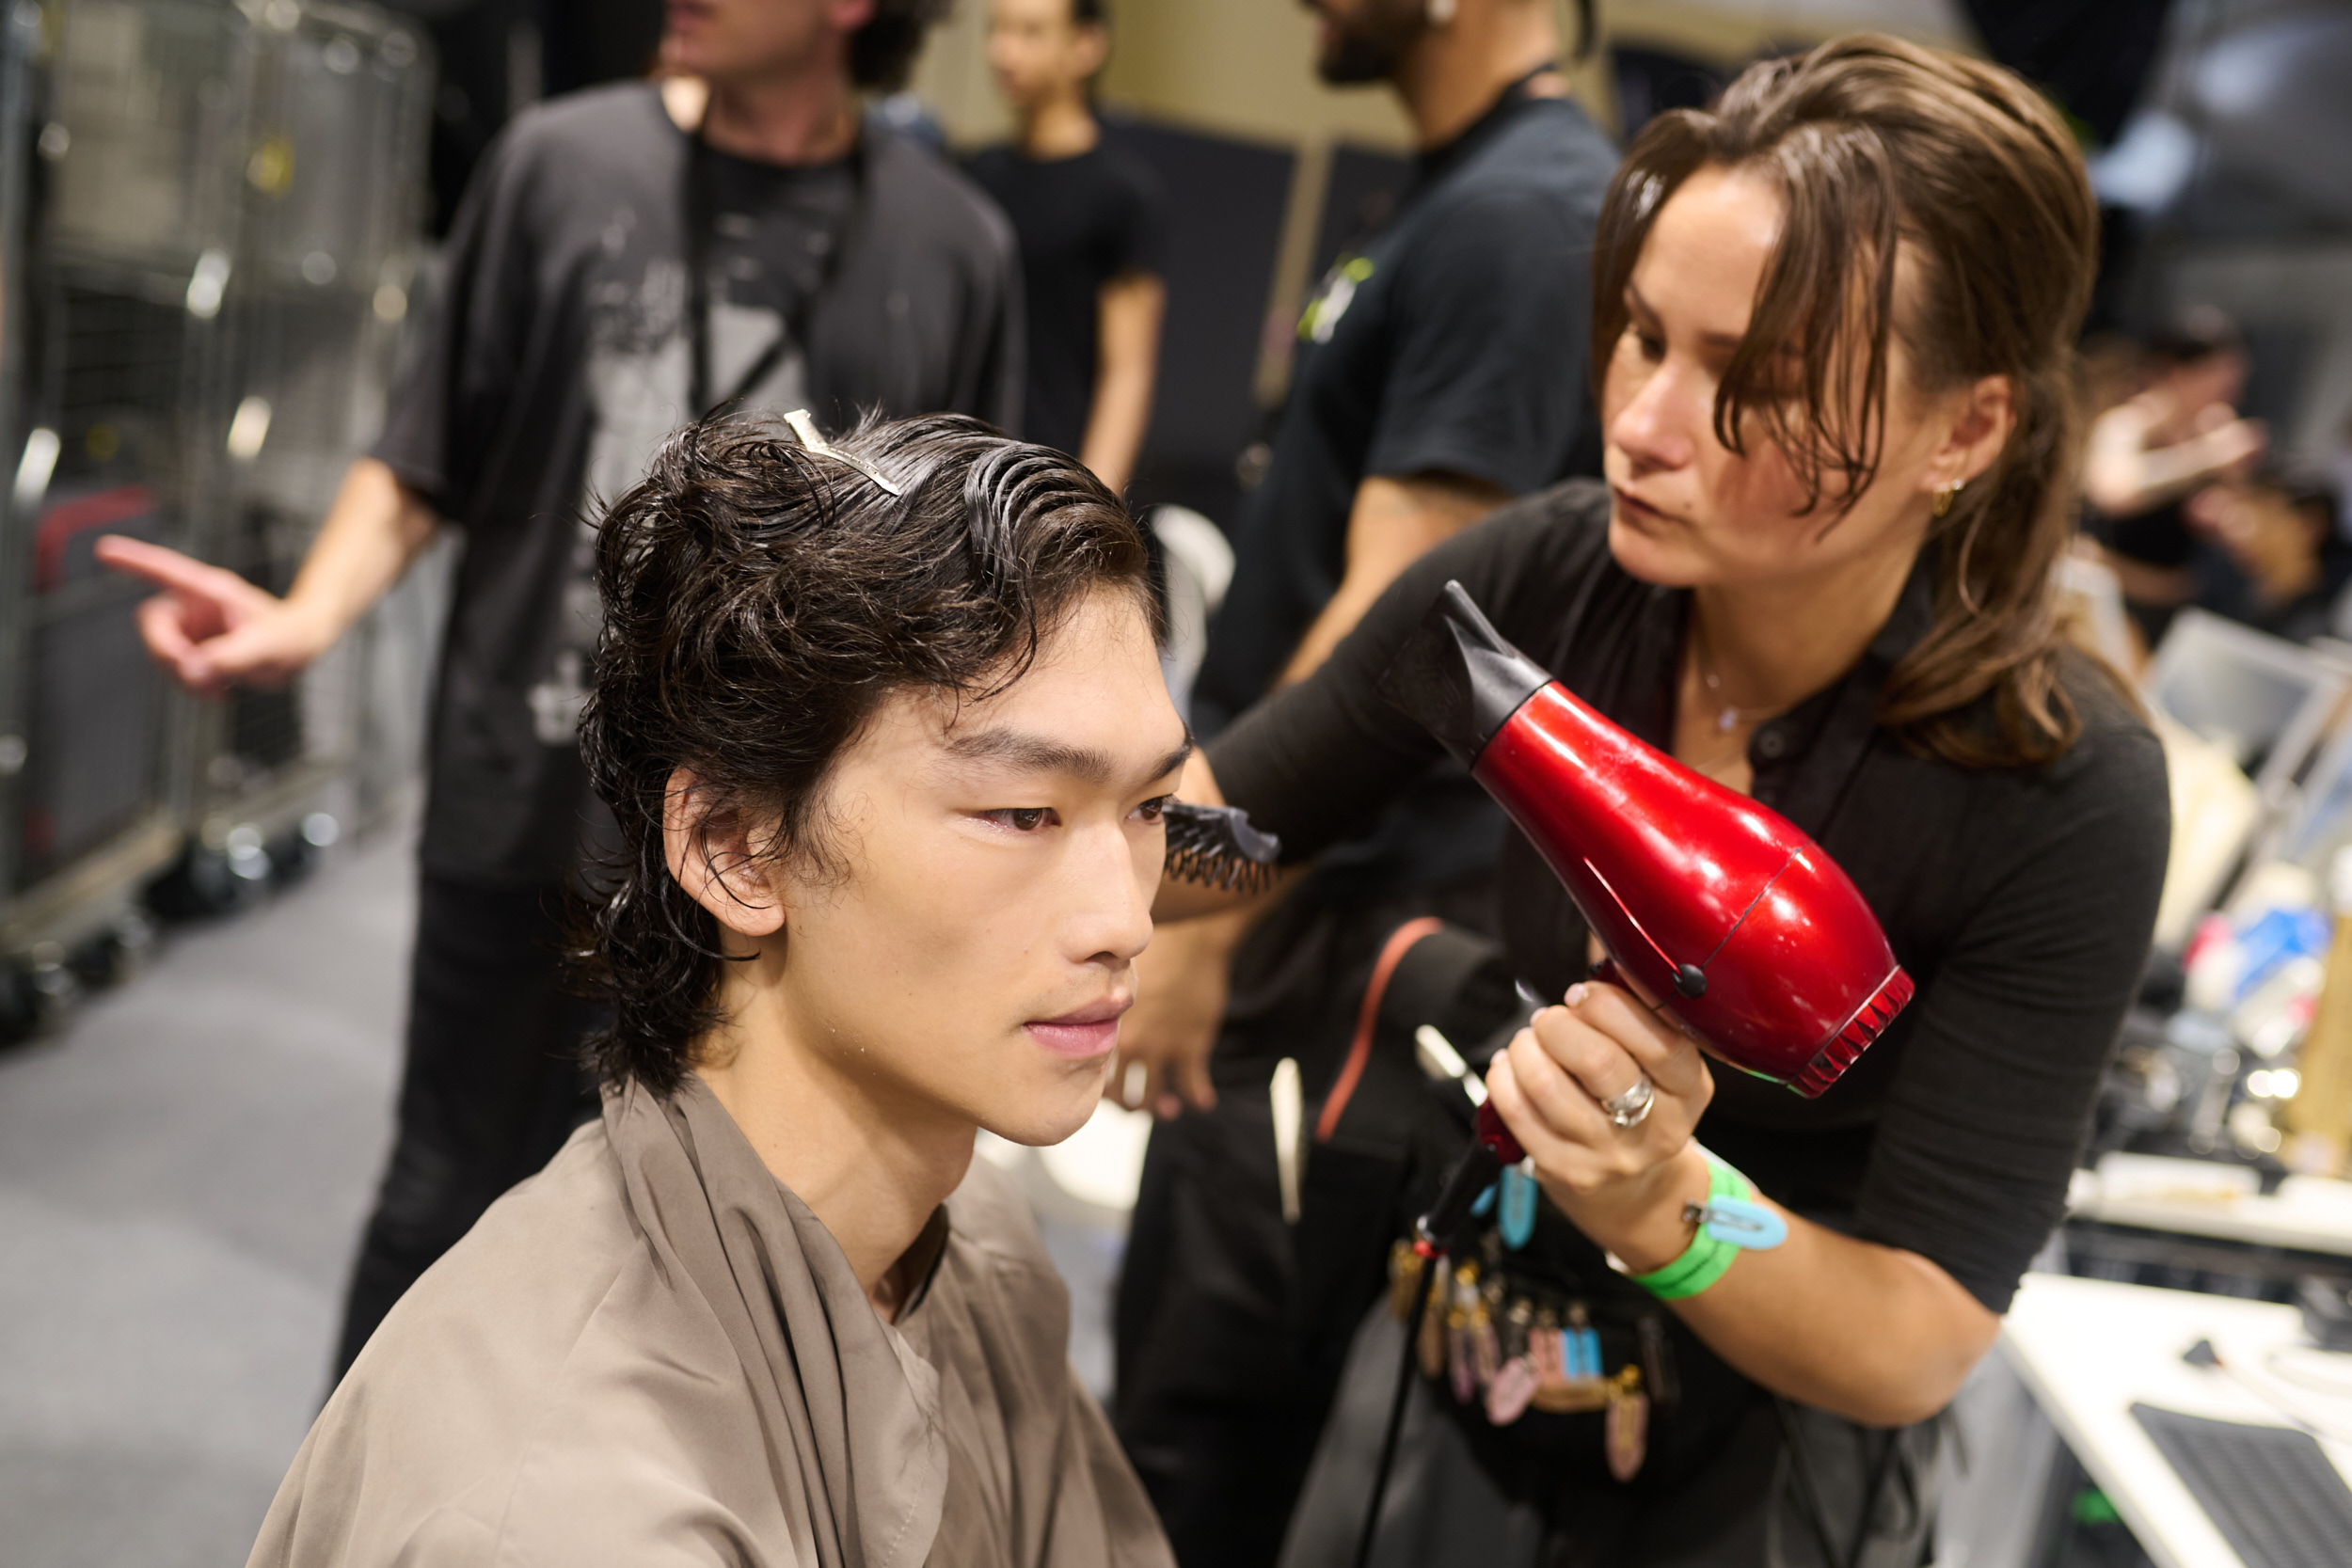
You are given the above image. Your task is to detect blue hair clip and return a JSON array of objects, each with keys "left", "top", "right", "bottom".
[
  {"left": 1683, "top": 1196, "right": 1788, "bottom": 1250},
  {"left": 1499, "top": 1164, "right": 1537, "bottom": 1250}
]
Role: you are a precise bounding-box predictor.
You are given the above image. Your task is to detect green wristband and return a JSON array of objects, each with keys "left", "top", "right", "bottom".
[{"left": 1630, "top": 1157, "right": 1749, "bottom": 1301}]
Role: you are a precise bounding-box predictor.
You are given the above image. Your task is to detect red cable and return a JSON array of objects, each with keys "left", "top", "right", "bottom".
[{"left": 1313, "top": 915, "right": 1445, "bottom": 1145}]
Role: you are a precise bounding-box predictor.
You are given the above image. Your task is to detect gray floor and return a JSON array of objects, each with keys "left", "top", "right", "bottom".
[{"left": 0, "top": 828, "right": 411, "bottom": 1568}]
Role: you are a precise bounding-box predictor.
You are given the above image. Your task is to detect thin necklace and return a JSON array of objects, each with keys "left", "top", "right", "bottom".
[
  {"left": 1690, "top": 620, "right": 1780, "bottom": 736},
  {"left": 1688, "top": 739, "right": 1751, "bottom": 784}
]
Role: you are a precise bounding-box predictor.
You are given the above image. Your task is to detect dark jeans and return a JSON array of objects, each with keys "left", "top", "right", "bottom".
[{"left": 332, "top": 873, "right": 603, "bottom": 1377}]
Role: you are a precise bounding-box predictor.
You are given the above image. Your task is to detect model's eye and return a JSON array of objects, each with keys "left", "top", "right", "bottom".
[
  {"left": 983, "top": 806, "right": 1057, "bottom": 832},
  {"left": 1135, "top": 795, "right": 1171, "bottom": 824},
  {"left": 1629, "top": 327, "right": 1665, "bottom": 362}
]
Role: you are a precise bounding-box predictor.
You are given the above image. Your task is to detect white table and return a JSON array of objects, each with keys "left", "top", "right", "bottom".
[
  {"left": 1999, "top": 1274, "right": 2352, "bottom": 1568},
  {"left": 2068, "top": 1157, "right": 2352, "bottom": 1256}
]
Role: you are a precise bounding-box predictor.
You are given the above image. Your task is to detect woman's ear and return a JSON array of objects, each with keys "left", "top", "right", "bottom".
[
  {"left": 1931, "top": 373, "right": 2017, "bottom": 494},
  {"left": 662, "top": 766, "right": 787, "bottom": 938}
]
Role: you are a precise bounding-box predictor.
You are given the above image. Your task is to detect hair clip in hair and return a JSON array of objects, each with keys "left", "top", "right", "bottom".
[{"left": 784, "top": 409, "right": 904, "bottom": 498}]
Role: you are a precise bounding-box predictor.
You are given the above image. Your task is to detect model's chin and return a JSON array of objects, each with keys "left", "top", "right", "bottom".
[{"left": 982, "top": 1076, "right": 1108, "bottom": 1150}]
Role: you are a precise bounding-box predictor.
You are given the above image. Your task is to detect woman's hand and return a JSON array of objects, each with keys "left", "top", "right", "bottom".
[{"left": 1485, "top": 980, "right": 1716, "bottom": 1272}]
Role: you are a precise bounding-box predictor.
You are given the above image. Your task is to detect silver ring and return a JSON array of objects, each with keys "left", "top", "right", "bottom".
[{"left": 1600, "top": 1074, "right": 1655, "bottom": 1130}]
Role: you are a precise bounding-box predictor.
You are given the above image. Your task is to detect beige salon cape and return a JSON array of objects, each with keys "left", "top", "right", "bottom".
[{"left": 249, "top": 1076, "right": 1175, "bottom": 1568}]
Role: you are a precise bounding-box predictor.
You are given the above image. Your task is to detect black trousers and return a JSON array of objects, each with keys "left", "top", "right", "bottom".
[
  {"left": 1115, "top": 872, "right": 1500, "bottom": 1568},
  {"left": 332, "top": 873, "right": 603, "bottom": 1376}
]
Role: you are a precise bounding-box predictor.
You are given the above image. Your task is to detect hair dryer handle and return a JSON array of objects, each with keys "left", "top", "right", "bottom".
[{"left": 1414, "top": 1101, "right": 1527, "bottom": 1252}]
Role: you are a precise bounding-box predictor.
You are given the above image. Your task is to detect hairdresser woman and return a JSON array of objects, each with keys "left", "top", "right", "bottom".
[{"left": 1155, "top": 37, "right": 2169, "bottom": 1568}]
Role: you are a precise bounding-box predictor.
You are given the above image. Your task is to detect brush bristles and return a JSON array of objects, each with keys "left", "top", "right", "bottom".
[
  {"left": 1162, "top": 801, "right": 1281, "bottom": 895},
  {"left": 1164, "top": 846, "right": 1278, "bottom": 895}
]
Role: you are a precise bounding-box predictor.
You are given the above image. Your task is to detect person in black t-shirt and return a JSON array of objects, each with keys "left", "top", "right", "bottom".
[
  {"left": 98, "top": 0, "right": 1016, "bottom": 1381},
  {"left": 1153, "top": 37, "right": 2168, "bottom": 1568},
  {"left": 2185, "top": 463, "right": 2352, "bottom": 644},
  {"left": 2081, "top": 308, "right": 2266, "bottom": 647},
  {"left": 1105, "top": 3, "right": 1615, "bottom": 1561},
  {"left": 967, "top": 0, "right": 1166, "bottom": 492}
]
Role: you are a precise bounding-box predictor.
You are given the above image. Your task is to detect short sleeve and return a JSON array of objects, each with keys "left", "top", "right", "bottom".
[
  {"left": 1851, "top": 711, "right": 2171, "bottom": 1310},
  {"left": 1361, "top": 189, "right": 1591, "bottom": 496},
  {"left": 1110, "top": 159, "right": 1168, "bottom": 280},
  {"left": 369, "top": 125, "right": 539, "bottom": 520}
]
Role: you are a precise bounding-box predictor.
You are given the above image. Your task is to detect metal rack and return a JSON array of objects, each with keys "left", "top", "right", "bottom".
[
  {"left": 184, "top": 0, "right": 432, "bottom": 874},
  {"left": 0, "top": 0, "right": 244, "bottom": 1022},
  {"left": 0, "top": 0, "right": 431, "bottom": 1033}
]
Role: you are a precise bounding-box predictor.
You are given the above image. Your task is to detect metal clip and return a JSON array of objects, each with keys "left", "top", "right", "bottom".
[{"left": 784, "top": 408, "right": 904, "bottom": 497}]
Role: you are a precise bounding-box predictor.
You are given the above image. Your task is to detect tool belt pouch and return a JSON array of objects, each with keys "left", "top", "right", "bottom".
[{"left": 1304, "top": 921, "right": 1692, "bottom": 1481}]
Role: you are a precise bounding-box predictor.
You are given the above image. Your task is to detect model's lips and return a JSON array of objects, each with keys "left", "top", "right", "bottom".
[{"left": 1025, "top": 996, "right": 1133, "bottom": 1060}]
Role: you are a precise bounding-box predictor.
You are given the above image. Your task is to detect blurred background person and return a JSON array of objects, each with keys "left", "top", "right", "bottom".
[
  {"left": 96, "top": 0, "right": 1012, "bottom": 1381},
  {"left": 2185, "top": 462, "right": 2351, "bottom": 645},
  {"left": 968, "top": 0, "right": 1167, "bottom": 495},
  {"left": 2082, "top": 305, "right": 2267, "bottom": 648},
  {"left": 1107, "top": 2, "right": 1618, "bottom": 1561}
]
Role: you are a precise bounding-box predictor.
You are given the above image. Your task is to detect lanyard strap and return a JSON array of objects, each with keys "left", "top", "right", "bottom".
[{"left": 681, "top": 129, "right": 866, "bottom": 419}]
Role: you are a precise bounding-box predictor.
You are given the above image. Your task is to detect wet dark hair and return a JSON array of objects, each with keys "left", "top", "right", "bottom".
[
  {"left": 2146, "top": 304, "right": 2243, "bottom": 368},
  {"left": 1594, "top": 35, "right": 2105, "bottom": 769},
  {"left": 851, "top": 0, "right": 953, "bottom": 91},
  {"left": 576, "top": 412, "right": 1153, "bottom": 1093}
]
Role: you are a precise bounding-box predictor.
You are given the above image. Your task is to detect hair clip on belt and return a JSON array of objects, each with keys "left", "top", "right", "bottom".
[{"left": 785, "top": 409, "right": 904, "bottom": 497}]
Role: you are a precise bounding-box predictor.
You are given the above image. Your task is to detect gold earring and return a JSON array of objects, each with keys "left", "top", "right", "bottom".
[{"left": 1932, "top": 479, "right": 1966, "bottom": 519}]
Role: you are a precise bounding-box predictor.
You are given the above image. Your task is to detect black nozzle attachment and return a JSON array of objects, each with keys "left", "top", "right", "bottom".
[{"left": 1377, "top": 580, "right": 1554, "bottom": 768}]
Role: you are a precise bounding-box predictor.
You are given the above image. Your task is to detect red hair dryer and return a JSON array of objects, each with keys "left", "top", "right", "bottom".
[
  {"left": 1357, "top": 582, "right": 1914, "bottom": 1568},
  {"left": 1385, "top": 579, "right": 1914, "bottom": 1103}
]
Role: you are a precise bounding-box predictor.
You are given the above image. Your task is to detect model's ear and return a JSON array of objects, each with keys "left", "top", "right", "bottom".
[{"left": 663, "top": 766, "right": 787, "bottom": 937}]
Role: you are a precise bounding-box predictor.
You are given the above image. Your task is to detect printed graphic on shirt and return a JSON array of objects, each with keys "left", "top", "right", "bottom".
[
  {"left": 531, "top": 208, "right": 809, "bottom": 748},
  {"left": 1298, "top": 257, "right": 1375, "bottom": 345}
]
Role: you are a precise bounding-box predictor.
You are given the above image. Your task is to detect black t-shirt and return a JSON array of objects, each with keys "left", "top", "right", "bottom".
[
  {"left": 964, "top": 142, "right": 1165, "bottom": 461},
  {"left": 1191, "top": 88, "right": 1618, "bottom": 895},
  {"left": 1210, "top": 482, "right": 2172, "bottom": 1315},
  {"left": 373, "top": 84, "right": 1021, "bottom": 886}
]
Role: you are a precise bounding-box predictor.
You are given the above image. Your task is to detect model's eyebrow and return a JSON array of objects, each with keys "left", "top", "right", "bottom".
[
  {"left": 945, "top": 726, "right": 1193, "bottom": 789},
  {"left": 1628, "top": 282, "right": 1747, "bottom": 356}
]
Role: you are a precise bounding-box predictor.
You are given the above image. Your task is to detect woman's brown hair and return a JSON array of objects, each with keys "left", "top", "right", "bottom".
[{"left": 1593, "top": 34, "right": 2105, "bottom": 768}]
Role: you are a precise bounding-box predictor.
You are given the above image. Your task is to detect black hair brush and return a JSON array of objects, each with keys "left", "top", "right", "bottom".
[{"left": 1163, "top": 801, "right": 1281, "bottom": 895}]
